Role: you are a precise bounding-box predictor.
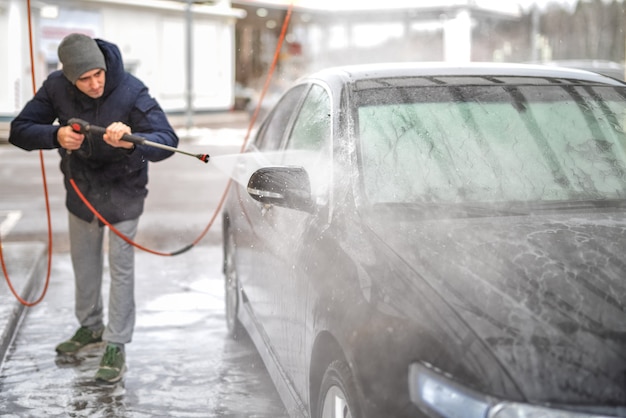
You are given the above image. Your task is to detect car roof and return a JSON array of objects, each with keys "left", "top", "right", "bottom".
[
  {"left": 530, "top": 60, "right": 625, "bottom": 81},
  {"left": 304, "top": 62, "right": 626, "bottom": 87}
]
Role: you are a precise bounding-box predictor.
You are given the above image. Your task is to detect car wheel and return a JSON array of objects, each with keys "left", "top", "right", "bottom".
[
  {"left": 224, "top": 229, "right": 243, "bottom": 339},
  {"left": 317, "top": 360, "right": 361, "bottom": 418}
]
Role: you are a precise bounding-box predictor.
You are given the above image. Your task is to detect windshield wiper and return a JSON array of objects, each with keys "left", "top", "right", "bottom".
[
  {"left": 370, "top": 202, "right": 526, "bottom": 218},
  {"left": 523, "top": 198, "right": 626, "bottom": 212}
]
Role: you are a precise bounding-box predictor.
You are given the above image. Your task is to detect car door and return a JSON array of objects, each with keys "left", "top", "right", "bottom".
[
  {"left": 258, "top": 83, "right": 333, "bottom": 398},
  {"left": 232, "top": 84, "right": 308, "bottom": 325}
]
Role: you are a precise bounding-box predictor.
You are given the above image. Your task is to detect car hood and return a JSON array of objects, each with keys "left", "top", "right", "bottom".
[{"left": 365, "top": 209, "right": 626, "bottom": 405}]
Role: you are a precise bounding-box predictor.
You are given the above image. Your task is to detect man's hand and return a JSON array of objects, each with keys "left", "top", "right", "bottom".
[
  {"left": 103, "top": 122, "right": 134, "bottom": 149},
  {"left": 57, "top": 125, "right": 85, "bottom": 151}
]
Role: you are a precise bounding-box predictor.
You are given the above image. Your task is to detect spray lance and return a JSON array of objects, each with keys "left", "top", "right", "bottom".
[
  {"left": 65, "top": 117, "right": 214, "bottom": 257},
  {"left": 68, "top": 118, "right": 210, "bottom": 163}
]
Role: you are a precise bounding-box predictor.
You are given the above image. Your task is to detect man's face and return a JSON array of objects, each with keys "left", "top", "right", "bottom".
[{"left": 75, "top": 68, "right": 106, "bottom": 99}]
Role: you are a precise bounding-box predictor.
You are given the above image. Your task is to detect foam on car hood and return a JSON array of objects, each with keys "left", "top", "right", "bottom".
[{"left": 366, "top": 210, "right": 626, "bottom": 405}]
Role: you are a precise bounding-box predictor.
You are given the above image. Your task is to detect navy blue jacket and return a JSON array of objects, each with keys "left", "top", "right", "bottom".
[{"left": 9, "top": 39, "right": 179, "bottom": 225}]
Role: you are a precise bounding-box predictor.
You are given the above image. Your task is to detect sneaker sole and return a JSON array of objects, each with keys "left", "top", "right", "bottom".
[
  {"left": 95, "top": 365, "right": 127, "bottom": 384},
  {"left": 55, "top": 341, "right": 105, "bottom": 356}
]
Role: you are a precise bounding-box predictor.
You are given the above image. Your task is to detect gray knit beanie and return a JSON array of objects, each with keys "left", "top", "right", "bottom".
[{"left": 57, "top": 33, "right": 107, "bottom": 84}]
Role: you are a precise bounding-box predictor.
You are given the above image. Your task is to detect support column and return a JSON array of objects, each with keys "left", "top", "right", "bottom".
[{"left": 443, "top": 8, "right": 471, "bottom": 63}]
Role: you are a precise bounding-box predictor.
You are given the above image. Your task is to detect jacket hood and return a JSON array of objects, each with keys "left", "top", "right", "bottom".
[
  {"left": 95, "top": 38, "right": 126, "bottom": 98},
  {"left": 366, "top": 208, "right": 626, "bottom": 405}
]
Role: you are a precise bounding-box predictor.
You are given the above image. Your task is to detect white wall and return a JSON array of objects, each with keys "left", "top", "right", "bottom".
[
  {"left": 0, "top": 0, "right": 31, "bottom": 116},
  {"left": 1, "top": 0, "right": 243, "bottom": 117}
]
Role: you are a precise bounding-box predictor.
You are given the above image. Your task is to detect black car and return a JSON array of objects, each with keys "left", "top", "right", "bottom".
[{"left": 221, "top": 62, "right": 626, "bottom": 418}]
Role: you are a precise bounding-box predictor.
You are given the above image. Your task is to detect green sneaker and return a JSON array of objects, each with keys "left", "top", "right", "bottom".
[
  {"left": 95, "top": 344, "right": 126, "bottom": 383},
  {"left": 55, "top": 327, "right": 103, "bottom": 355}
]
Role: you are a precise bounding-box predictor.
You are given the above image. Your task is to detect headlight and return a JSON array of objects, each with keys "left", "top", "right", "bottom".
[{"left": 408, "top": 363, "right": 616, "bottom": 418}]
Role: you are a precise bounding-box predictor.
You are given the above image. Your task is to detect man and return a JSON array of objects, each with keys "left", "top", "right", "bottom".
[{"left": 9, "top": 33, "right": 179, "bottom": 383}]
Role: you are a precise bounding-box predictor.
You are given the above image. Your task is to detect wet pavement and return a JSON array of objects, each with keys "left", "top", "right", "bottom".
[
  {"left": 0, "top": 241, "right": 48, "bottom": 365},
  {"left": 0, "top": 245, "right": 288, "bottom": 417}
]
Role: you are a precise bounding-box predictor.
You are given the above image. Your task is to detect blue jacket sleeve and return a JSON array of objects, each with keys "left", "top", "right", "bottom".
[
  {"left": 128, "top": 87, "right": 179, "bottom": 163},
  {"left": 9, "top": 81, "right": 61, "bottom": 151}
]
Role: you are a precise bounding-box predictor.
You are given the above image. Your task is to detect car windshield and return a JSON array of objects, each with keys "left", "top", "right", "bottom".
[{"left": 357, "top": 78, "right": 626, "bottom": 208}]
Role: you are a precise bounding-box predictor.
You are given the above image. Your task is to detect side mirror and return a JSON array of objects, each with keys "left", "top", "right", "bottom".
[{"left": 247, "top": 166, "right": 314, "bottom": 213}]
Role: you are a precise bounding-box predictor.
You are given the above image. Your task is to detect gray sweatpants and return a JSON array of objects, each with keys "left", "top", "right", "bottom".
[{"left": 68, "top": 212, "right": 138, "bottom": 345}]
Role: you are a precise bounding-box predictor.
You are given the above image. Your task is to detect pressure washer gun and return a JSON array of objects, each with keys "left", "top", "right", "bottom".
[{"left": 68, "top": 118, "right": 210, "bottom": 163}]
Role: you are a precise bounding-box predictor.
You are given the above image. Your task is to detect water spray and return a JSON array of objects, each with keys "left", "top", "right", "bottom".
[{"left": 68, "top": 118, "right": 210, "bottom": 163}]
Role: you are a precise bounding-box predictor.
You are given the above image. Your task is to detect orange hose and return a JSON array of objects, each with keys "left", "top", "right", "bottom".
[
  {"left": 190, "top": 3, "right": 294, "bottom": 245},
  {"left": 0, "top": 0, "right": 53, "bottom": 307}
]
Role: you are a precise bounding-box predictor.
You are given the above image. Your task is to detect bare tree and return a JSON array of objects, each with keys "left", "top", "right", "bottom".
[{"left": 537, "top": 0, "right": 624, "bottom": 62}]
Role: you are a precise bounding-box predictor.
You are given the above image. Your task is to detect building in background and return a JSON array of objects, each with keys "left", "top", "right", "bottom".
[
  {"left": 230, "top": 0, "right": 526, "bottom": 110},
  {"left": 231, "top": 0, "right": 625, "bottom": 104},
  {"left": 0, "top": 0, "right": 245, "bottom": 126},
  {"left": 2, "top": 0, "right": 624, "bottom": 133}
]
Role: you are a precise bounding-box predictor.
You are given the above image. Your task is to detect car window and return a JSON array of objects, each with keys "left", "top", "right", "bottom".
[
  {"left": 358, "top": 83, "right": 626, "bottom": 205},
  {"left": 283, "top": 84, "right": 332, "bottom": 200},
  {"left": 254, "top": 84, "right": 307, "bottom": 153}
]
